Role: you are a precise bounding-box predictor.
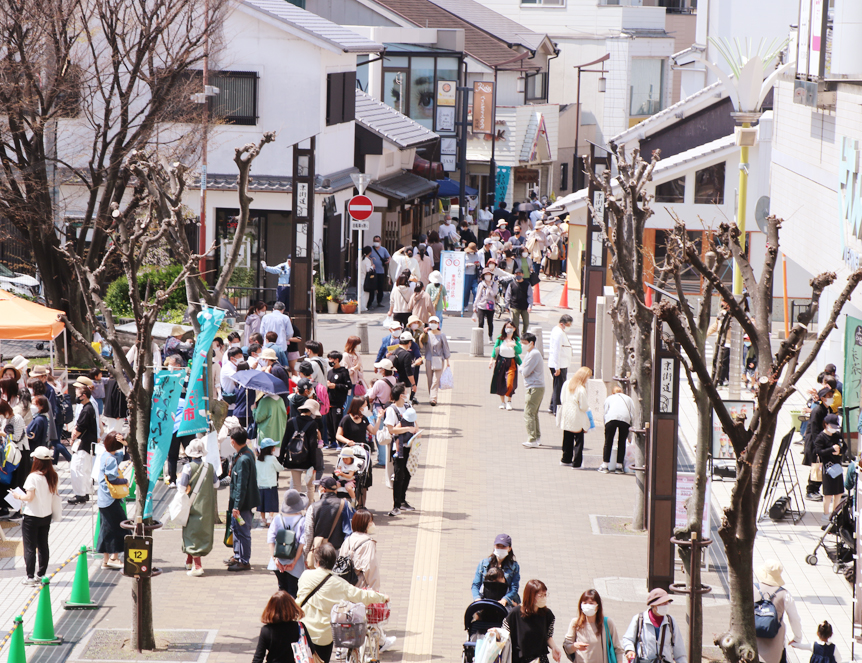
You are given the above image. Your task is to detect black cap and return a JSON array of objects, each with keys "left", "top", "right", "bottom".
[
  {"left": 296, "top": 378, "right": 313, "bottom": 392},
  {"left": 320, "top": 477, "right": 338, "bottom": 490},
  {"left": 824, "top": 413, "right": 841, "bottom": 427},
  {"left": 817, "top": 386, "right": 834, "bottom": 399}
]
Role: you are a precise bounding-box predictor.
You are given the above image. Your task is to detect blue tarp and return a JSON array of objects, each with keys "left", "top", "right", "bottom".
[{"left": 436, "top": 178, "right": 478, "bottom": 198}]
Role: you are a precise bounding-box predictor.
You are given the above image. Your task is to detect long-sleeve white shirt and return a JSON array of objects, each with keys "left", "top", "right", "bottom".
[
  {"left": 548, "top": 325, "right": 572, "bottom": 370},
  {"left": 259, "top": 311, "right": 295, "bottom": 351},
  {"left": 604, "top": 393, "right": 635, "bottom": 425},
  {"left": 220, "top": 358, "right": 238, "bottom": 396}
]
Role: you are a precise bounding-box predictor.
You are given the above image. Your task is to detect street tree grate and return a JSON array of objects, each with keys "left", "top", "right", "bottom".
[{"left": 590, "top": 515, "right": 647, "bottom": 537}]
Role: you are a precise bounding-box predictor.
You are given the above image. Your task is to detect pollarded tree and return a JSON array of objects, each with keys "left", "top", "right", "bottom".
[{"left": 655, "top": 216, "right": 862, "bottom": 663}]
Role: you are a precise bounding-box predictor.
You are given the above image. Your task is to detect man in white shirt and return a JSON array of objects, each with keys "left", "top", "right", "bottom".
[
  {"left": 548, "top": 314, "right": 574, "bottom": 415},
  {"left": 438, "top": 216, "right": 459, "bottom": 249},
  {"left": 259, "top": 302, "right": 294, "bottom": 352},
  {"left": 220, "top": 347, "right": 243, "bottom": 399}
]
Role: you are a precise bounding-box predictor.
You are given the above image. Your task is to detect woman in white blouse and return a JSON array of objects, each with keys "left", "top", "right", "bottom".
[{"left": 17, "top": 447, "right": 59, "bottom": 585}]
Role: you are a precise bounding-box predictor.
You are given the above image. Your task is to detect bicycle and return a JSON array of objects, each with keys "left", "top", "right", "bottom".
[{"left": 332, "top": 602, "right": 390, "bottom": 663}]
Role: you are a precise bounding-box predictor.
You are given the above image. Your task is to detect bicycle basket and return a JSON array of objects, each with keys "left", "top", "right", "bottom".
[
  {"left": 331, "top": 601, "right": 367, "bottom": 648},
  {"left": 366, "top": 603, "right": 390, "bottom": 624}
]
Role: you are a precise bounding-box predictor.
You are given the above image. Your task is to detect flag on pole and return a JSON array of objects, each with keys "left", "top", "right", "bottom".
[
  {"left": 178, "top": 307, "right": 226, "bottom": 435},
  {"left": 143, "top": 370, "right": 184, "bottom": 518}
]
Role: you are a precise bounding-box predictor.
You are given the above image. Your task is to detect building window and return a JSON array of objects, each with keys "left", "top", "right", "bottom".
[
  {"left": 381, "top": 53, "right": 461, "bottom": 132},
  {"left": 210, "top": 71, "right": 259, "bottom": 125},
  {"left": 560, "top": 162, "right": 568, "bottom": 191},
  {"left": 520, "top": 0, "right": 565, "bottom": 5},
  {"left": 525, "top": 72, "right": 547, "bottom": 101},
  {"left": 629, "top": 59, "right": 664, "bottom": 117},
  {"left": 654, "top": 176, "right": 685, "bottom": 203},
  {"left": 694, "top": 163, "right": 725, "bottom": 204},
  {"left": 326, "top": 71, "right": 357, "bottom": 126}
]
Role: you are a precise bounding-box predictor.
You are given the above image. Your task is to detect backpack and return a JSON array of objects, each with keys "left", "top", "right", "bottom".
[
  {"left": 314, "top": 383, "right": 331, "bottom": 415},
  {"left": 284, "top": 418, "right": 315, "bottom": 468},
  {"left": 754, "top": 583, "right": 783, "bottom": 638},
  {"left": 56, "top": 393, "right": 73, "bottom": 429},
  {"left": 333, "top": 538, "right": 372, "bottom": 586},
  {"left": 0, "top": 437, "right": 22, "bottom": 485},
  {"left": 273, "top": 515, "right": 300, "bottom": 561}
]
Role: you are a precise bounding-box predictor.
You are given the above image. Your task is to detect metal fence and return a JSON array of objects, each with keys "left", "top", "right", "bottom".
[{"left": 0, "top": 218, "right": 34, "bottom": 275}]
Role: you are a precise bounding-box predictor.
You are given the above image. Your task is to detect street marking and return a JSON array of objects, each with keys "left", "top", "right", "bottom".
[{"left": 400, "top": 367, "right": 451, "bottom": 662}]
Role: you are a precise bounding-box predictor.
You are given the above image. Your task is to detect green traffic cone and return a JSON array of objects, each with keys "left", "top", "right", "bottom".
[
  {"left": 92, "top": 512, "right": 100, "bottom": 552},
  {"left": 126, "top": 467, "right": 136, "bottom": 502},
  {"left": 25, "top": 578, "right": 62, "bottom": 645},
  {"left": 6, "top": 615, "right": 26, "bottom": 663},
  {"left": 64, "top": 547, "right": 98, "bottom": 610}
]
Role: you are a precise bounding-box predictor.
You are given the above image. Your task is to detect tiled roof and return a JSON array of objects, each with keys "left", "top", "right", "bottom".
[
  {"left": 367, "top": 171, "right": 438, "bottom": 201},
  {"left": 242, "top": 0, "right": 383, "bottom": 53},
  {"left": 369, "top": 0, "right": 521, "bottom": 66},
  {"left": 425, "top": 0, "right": 546, "bottom": 51},
  {"left": 355, "top": 89, "right": 438, "bottom": 148},
  {"left": 192, "top": 166, "right": 360, "bottom": 194}
]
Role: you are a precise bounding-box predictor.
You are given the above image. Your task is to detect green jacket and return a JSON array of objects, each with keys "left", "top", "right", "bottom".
[
  {"left": 492, "top": 337, "right": 523, "bottom": 365},
  {"left": 229, "top": 447, "right": 260, "bottom": 512},
  {"left": 254, "top": 395, "right": 287, "bottom": 445}
]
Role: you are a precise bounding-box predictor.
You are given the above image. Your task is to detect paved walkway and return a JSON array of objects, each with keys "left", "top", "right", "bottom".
[{"left": 0, "top": 276, "right": 853, "bottom": 662}]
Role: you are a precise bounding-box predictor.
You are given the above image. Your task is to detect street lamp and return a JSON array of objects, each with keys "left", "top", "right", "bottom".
[
  {"left": 691, "top": 38, "right": 792, "bottom": 397},
  {"left": 573, "top": 54, "right": 609, "bottom": 192}
]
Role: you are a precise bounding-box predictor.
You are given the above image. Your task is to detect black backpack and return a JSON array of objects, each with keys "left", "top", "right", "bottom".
[
  {"left": 273, "top": 515, "right": 300, "bottom": 561},
  {"left": 283, "top": 418, "right": 315, "bottom": 468},
  {"left": 754, "top": 584, "right": 783, "bottom": 638},
  {"left": 56, "top": 393, "right": 73, "bottom": 429}
]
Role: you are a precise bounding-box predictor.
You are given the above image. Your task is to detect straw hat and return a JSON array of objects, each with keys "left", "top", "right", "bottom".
[
  {"left": 170, "top": 325, "right": 185, "bottom": 337},
  {"left": 73, "top": 376, "right": 94, "bottom": 388},
  {"left": 0, "top": 364, "right": 21, "bottom": 382},
  {"left": 755, "top": 559, "right": 785, "bottom": 587},
  {"left": 31, "top": 365, "right": 49, "bottom": 377},
  {"left": 298, "top": 399, "right": 321, "bottom": 417}
]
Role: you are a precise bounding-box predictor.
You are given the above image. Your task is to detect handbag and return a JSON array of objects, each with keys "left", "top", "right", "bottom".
[
  {"left": 167, "top": 462, "right": 209, "bottom": 528},
  {"left": 605, "top": 617, "right": 617, "bottom": 663},
  {"left": 354, "top": 382, "right": 367, "bottom": 398},
  {"left": 431, "top": 355, "right": 444, "bottom": 371},
  {"left": 247, "top": 421, "right": 258, "bottom": 441},
  {"left": 291, "top": 623, "right": 315, "bottom": 663},
  {"left": 811, "top": 463, "right": 823, "bottom": 482},
  {"left": 333, "top": 538, "right": 371, "bottom": 586},
  {"left": 106, "top": 458, "right": 129, "bottom": 500},
  {"left": 363, "top": 272, "right": 376, "bottom": 293},
  {"left": 223, "top": 511, "right": 234, "bottom": 547},
  {"left": 826, "top": 462, "right": 844, "bottom": 479},
  {"left": 51, "top": 491, "right": 63, "bottom": 522}
]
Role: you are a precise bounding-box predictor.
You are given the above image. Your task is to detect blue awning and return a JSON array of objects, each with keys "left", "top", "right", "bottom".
[{"left": 436, "top": 178, "right": 478, "bottom": 198}]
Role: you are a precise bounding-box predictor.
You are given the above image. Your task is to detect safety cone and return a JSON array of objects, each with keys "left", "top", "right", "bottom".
[
  {"left": 92, "top": 512, "right": 100, "bottom": 552},
  {"left": 64, "top": 546, "right": 98, "bottom": 610},
  {"left": 25, "top": 578, "right": 62, "bottom": 645},
  {"left": 533, "top": 282, "right": 543, "bottom": 306},
  {"left": 7, "top": 615, "right": 26, "bottom": 663},
  {"left": 558, "top": 276, "right": 569, "bottom": 309},
  {"left": 126, "top": 466, "right": 136, "bottom": 503}
]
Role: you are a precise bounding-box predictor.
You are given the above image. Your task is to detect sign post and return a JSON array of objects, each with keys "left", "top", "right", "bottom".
[
  {"left": 440, "top": 251, "right": 466, "bottom": 317},
  {"left": 348, "top": 180, "right": 372, "bottom": 314}
]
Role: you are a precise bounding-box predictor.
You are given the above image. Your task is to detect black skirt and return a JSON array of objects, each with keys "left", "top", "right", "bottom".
[{"left": 97, "top": 500, "right": 126, "bottom": 554}]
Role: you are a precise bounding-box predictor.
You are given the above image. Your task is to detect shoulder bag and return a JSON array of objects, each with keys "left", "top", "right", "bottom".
[
  {"left": 333, "top": 537, "right": 372, "bottom": 586},
  {"left": 605, "top": 617, "right": 617, "bottom": 663},
  {"left": 306, "top": 499, "right": 345, "bottom": 569},
  {"left": 105, "top": 456, "right": 130, "bottom": 500},
  {"left": 167, "top": 462, "right": 209, "bottom": 527},
  {"left": 299, "top": 573, "right": 331, "bottom": 608}
]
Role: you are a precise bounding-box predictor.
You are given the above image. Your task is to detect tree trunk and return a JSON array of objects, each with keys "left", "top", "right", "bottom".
[
  {"left": 630, "top": 299, "right": 653, "bottom": 531},
  {"left": 717, "top": 531, "right": 758, "bottom": 663},
  {"left": 131, "top": 576, "right": 156, "bottom": 651}
]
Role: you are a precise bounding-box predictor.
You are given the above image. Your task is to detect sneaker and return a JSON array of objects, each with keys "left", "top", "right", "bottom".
[
  {"left": 380, "top": 636, "right": 397, "bottom": 653},
  {"left": 21, "top": 577, "right": 36, "bottom": 586},
  {"left": 187, "top": 567, "right": 205, "bottom": 577},
  {"left": 499, "top": 404, "right": 505, "bottom": 409},
  {"left": 66, "top": 495, "right": 87, "bottom": 505},
  {"left": 387, "top": 508, "right": 401, "bottom": 517},
  {"left": 522, "top": 440, "right": 540, "bottom": 448},
  {"left": 806, "top": 493, "right": 823, "bottom": 501},
  {"left": 185, "top": 563, "right": 193, "bottom": 570},
  {"left": 559, "top": 461, "right": 572, "bottom": 466},
  {"left": 227, "top": 562, "right": 251, "bottom": 572},
  {"left": 401, "top": 502, "right": 416, "bottom": 511},
  {"left": 505, "top": 402, "right": 513, "bottom": 411},
  {"left": 597, "top": 466, "right": 610, "bottom": 474},
  {"left": 166, "top": 482, "right": 177, "bottom": 489},
  {"left": 614, "top": 468, "right": 626, "bottom": 475}
]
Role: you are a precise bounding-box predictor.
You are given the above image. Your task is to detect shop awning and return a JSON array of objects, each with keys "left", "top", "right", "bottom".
[
  {"left": 436, "top": 178, "right": 479, "bottom": 198},
  {"left": 0, "top": 289, "right": 65, "bottom": 340},
  {"left": 367, "top": 171, "right": 438, "bottom": 202}
]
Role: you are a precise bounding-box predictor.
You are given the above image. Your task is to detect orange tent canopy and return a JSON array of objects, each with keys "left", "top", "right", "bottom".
[{"left": 0, "top": 289, "right": 65, "bottom": 340}]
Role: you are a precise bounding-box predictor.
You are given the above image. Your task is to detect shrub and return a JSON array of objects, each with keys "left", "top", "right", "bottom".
[{"left": 104, "top": 265, "right": 188, "bottom": 318}]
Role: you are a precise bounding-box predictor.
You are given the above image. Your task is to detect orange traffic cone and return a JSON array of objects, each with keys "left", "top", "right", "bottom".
[
  {"left": 533, "top": 282, "right": 542, "bottom": 306},
  {"left": 558, "top": 276, "right": 569, "bottom": 308},
  {"left": 645, "top": 284, "right": 653, "bottom": 307}
]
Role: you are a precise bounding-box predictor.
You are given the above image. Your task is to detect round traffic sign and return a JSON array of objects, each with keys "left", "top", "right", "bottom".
[{"left": 348, "top": 195, "right": 374, "bottom": 221}]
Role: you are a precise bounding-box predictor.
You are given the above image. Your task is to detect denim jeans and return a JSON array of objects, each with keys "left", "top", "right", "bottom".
[
  {"left": 462, "top": 273, "right": 478, "bottom": 310},
  {"left": 232, "top": 509, "right": 253, "bottom": 563},
  {"left": 52, "top": 440, "right": 72, "bottom": 464}
]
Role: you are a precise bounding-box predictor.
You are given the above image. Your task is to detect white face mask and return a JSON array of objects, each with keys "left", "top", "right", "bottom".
[
  {"left": 824, "top": 398, "right": 834, "bottom": 406},
  {"left": 361, "top": 407, "right": 370, "bottom": 417},
  {"left": 493, "top": 548, "right": 508, "bottom": 560},
  {"left": 653, "top": 605, "right": 669, "bottom": 617},
  {"left": 367, "top": 522, "right": 377, "bottom": 534},
  {"left": 505, "top": 327, "right": 514, "bottom": 336},
  {"left": 429, "top": 322, "right": 439, "bottom": 330},
  {"left": 535, "top": 596, "right": 548, "bottom": 609},
  {"left": 581, "top": 603, "right": 598, "bottom": 617},
  {"left": 30, "top": 404, "right": 39, "bottom": 416},
  {"left": 372, "top": 242, "right": 381, "bottom": 248},
  {"left": 484, "top": 276, "right": 493, "bottom": 282}
]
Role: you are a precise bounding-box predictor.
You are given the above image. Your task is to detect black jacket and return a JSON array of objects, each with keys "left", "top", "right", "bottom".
[
  {"left": 803, "top": 402, "right": 828, "bottom": 466},
  {"left": 103, "top": 378, "right": 129, "bottom": 419},
  {"left": 251, "top": 622, "right": 301, "bottom": 663}
]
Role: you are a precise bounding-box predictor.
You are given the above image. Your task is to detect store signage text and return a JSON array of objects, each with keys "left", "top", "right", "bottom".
[{"left": 839, "top": 136, "right": 862, "bottom": 268}]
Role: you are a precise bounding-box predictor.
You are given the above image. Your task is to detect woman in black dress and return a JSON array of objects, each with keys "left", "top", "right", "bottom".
[
  {"left": 252, "top": 590, "right": 307, "bottom": 663},
  {"left": 814, "top": 413, "right": 847, "bottom": 525},
  {"left": 504, "top": 579, "right": 564, "bottom": 663}
]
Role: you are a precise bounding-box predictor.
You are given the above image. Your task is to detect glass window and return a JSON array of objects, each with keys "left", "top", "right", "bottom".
[
  {"left": 210, "top": 71, "right": 258, "bottom": 125},
  {"left": 356, "top": 55, "right": 369, "bottom": 92},
  {"left": 383, "top": 70, "right": 407, "bottom": 115},
  {"left": 437, "top": 58, "right": 459, "bottom": 83},
  {"left": 629, "top": 59, "right": 664, "bottom": 116},
  {"left": 694, "top": 163, "right": 725, "bottom": 204},
  {"left": 409, "top": 57, "right": 435, "bottom": 129},
  {"left": 525, "top": 72, "right": 547, "bottom": 101},
  {"left": 654, "top": 176, "right": 685, "bottom": 203}
]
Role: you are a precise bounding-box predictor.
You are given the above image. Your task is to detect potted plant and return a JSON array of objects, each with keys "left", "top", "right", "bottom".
[
  {"left": 340, "top": 299, "right": 358, "bottom": 314},
  {"left": 326, "top": 295, "right": 340, "bottom": 314}
]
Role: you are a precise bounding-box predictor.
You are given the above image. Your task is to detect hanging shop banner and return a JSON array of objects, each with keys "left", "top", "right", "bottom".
[
  {"left": 495, "top": 166, "right": 511, "bottom": 208},
  {"left": 440, "top": 251, "right": 465, "bottom": 312},
  {"left": 143, "top": 370, "right": 184, "bottom": 518},
  {"left": 843, "top": 315, "right": 862, "bottom": 414},
  {"left": 472, "top": 81, "right": 496, "bottom": 135},
  {"left": 178, "top": 307, "right": 226, "bottom": 435}
]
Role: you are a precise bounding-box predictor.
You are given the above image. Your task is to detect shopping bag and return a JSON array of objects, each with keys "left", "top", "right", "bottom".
[
  {"left": 440, "top": 366, "right": 454, "bottom": 390},
  {"left": 623, "top": 442, "right": 637, "bottom": 474},
  {"left": 382, "top": 315, "right": 394, "bottom": 329},
  {"left": 475, "top": 628, "right": 509, "bottom": 663},
  {"left": 587, "top": 409, "right": 595, "bottom": 430}
]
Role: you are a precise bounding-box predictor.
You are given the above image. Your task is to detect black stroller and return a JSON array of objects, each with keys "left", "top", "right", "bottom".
[
  {"left": 805, "top": 495, "right": 856, "bottom": 576},
  {"left": 462, "top": 600, "right": 508, "bottom": 663}
]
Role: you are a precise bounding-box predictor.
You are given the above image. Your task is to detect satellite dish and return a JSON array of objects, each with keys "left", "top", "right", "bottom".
[{"left": 755, "top": 196, "right": 770, "bottom": 233}]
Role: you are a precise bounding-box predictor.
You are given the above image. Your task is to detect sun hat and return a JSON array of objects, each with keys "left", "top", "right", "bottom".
[
  {"left": 0, "top": 364, "right": 21, "bottom": 382},
  {"left": 170, "top": 325, "right": 185, "bottom": 337},
  {"left": 429, "top": 270, "right": 442, "bottom": 284},
  {"left": 407, "top": 315, "right": 422, "bottom": 327},
  {"left": 494, "top": 533, "right": 512, "bottom": 547},
  {"left": 9, "top": 355, "right": 28, "bottom": 373},
  {"left": 31, "top": 365, "right": 49, "bottom": 377},
  {"left": 32, "top": 447, "right": 53, "bottom": 461},
  {"left": 428, "top": 316, "right": 440, "bottom": 323},
  {"left": 281, "top": 489, "right": 309, "bottom": 514},
  {"left": 465, "top": 242, "right": 478, "bottom": 254},
  {"left": 73, "top": 376, "right": 94, "bottom": 388},
  {"left": 402, "top": 407, "right": 417, "bottom": 423},
  {"left": 646, "top": 588, "right": 673, "bottom": 606},
  {"left": 259, "top": 437, "right": 279, "bottom": 449},
  {"left": 755, "top": 559, "right": 785, "bottom": 587},
  {"left": 259, "top": 347, "right": 278, "bottom": 361},
  {"left": 374, "top": 358, "right": 394, "bottom": 370},
  {"left": 340, "top": 447, "right": 355, "bottom": 458},
  {"left": 497, "top": 220, "right": 508, "bottom": 227},
  {"left": 185, "top": 439, "right": 208, "bottom": 458},
  {"left": 298, "top": 399, "right": 321, "bottom": 417},
  {"left": 481, "top": 268, "right": 495, "bottom": 277},
  {"left": 399, "top": 331, "right": 414, "bottom": 343}
]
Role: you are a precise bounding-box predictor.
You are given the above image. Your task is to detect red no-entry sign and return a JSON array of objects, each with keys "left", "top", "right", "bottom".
[{"left": 347, "top": 195, "right": 374, "bottom": 221}]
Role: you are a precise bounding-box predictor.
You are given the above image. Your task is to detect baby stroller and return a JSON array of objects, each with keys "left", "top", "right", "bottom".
[
  {"left": 336, "top": 444, "right": 372, "bottom": 509},
  {"left": 462, "top": 600, "right": 508, "bottom": 663},
  {"left": 805, "top": 495, "right": 856, "bottom": 575}
]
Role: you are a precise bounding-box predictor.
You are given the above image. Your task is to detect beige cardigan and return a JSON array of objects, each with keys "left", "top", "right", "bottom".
[
  {"left": 339, "top": 532, "right": 380, "bottom": 590},
  {"left": 557, "top": 383, "right": 590, "bottom": 432},
  {"left": 564, "top": 616, "right": 625, "bottom": 663}
]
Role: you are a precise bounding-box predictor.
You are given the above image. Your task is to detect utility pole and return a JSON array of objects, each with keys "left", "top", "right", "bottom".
[{"left": 456, "top": 86, "right": 470, "bottom": 223}]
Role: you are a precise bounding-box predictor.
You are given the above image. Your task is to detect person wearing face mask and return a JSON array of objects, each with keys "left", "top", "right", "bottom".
[
  {"left": 519, "top": 333, "right": 545, "bottom": 448},
  {"left": 504, "top": 579, "right": 563, "bottom": 663},
  {"left": 621, "top": 589, "right": 686, "bottom": 663},
  {"left": 336, "top": 396, "right": 380, "bottom": 450},
  {"left": 510, "top": 225, "right": 526, "bottom": 250},
  {"left": 220, "top": 347, "right": 244, "bottom": 405},
  {"left": 439, "top": 215, "right": 459, "bottom": 250},
  {"left": 459, "top": 221, "right": 477, "bottom": 249},
  {"left": 67, "top": 379, "right": 98, "bottom": 505},
  {"left": 471, "top": 534, "right": 521, "bottom": 606},
  {"left": 410, "top": 281, "right": 435, "bottom": 324},
  {"left": 505, "top": 269, "right": 533, "bottom": 337},
  {"left": 814, "top": 413, "right": 847, "bottom": 523},
  {"left": 426, "top": 271, "right": 449, "bottom": 324},
  {"left": 325, "top": 352, "right": 352, "bottom": 447},
  {"left": 549, "top": 315, "right": 574, "bottom": 416},
  {"left": 489, "top": 321, "right": 522, "bottom": 410},
  {"left": 391, "top": 246, "right": 422, "bottom": 283},
  {"left": 474, "top": 269, "right": 499, "bottom": 341},
  {"left": 803, "top": 386, "right": 832, "bottom": 501},
  {"left": 463, "top": 243, "right": 481, "bottom": 310},
  {"left": 564, "top": 590, "right": 624, "bottom": 663},
  {"left": 422, "top": 316, "right": 450, "bottom": 406},
  {"left": 388, "top": 271, "right": 415, "bottom": 328}
]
